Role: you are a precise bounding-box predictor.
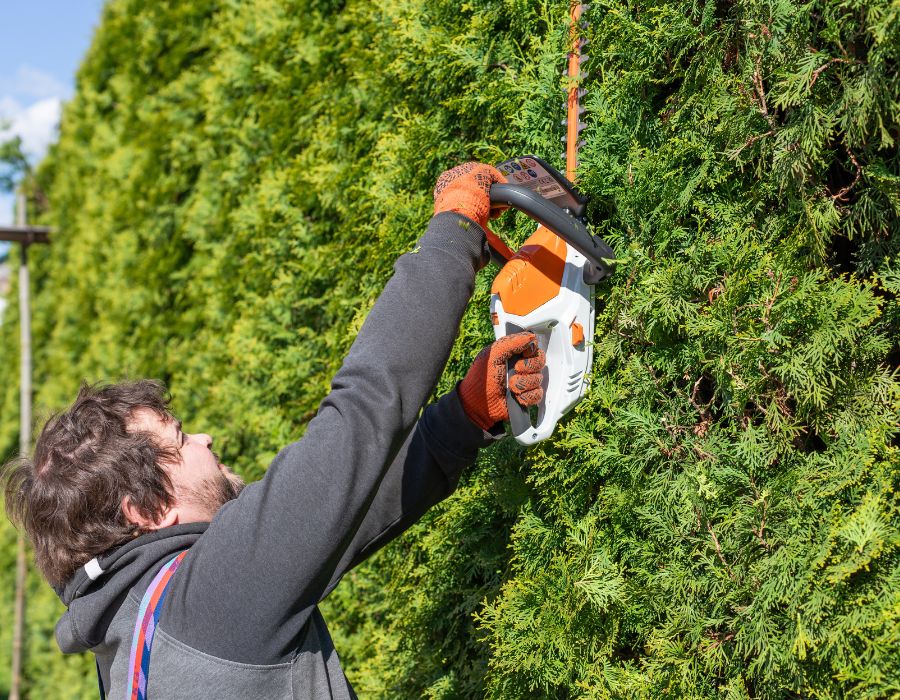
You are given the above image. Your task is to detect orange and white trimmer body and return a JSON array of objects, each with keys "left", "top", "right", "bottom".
[
  {"left": 490, "top": 224, "right": 596, "bottom": 444},
  {"left": 487, "top": 155, "right": 614, "bottom": 445},
  {"left": 483, "top": 5, "right": 607, "bottom": 444}
]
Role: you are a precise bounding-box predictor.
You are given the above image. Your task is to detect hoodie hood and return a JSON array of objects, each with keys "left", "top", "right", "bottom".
[{"left": 54, "top": 522, "right": 208, "bottom": 653}]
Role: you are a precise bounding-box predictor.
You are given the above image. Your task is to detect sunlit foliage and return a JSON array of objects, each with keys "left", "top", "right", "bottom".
[{"left": 0, "top": 0, "right": 897, "bottom": 696}]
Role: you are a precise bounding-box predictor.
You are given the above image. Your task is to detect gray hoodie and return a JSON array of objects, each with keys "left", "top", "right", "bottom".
[{"left": 54, "top": 212, "right": 500, "bottom": 698}]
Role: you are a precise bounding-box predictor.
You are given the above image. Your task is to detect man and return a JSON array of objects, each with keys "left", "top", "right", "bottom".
[{"left": 2, "top": 163, "right": 546, "bottom": 698}]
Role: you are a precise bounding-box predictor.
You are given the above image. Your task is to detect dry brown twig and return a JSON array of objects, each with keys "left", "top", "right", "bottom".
[
  {"left": 705, "top": 518, "right": 736, "bottom": 580},
  {"left": 689, "top": 375, "right": 714, "bottom": 437},
  {"left": 730, "top": 129, "right": 776, "bottom": 159},
  {"left": 829, "top": 146, "right": 862, "bottom": 202},
  {"left": 761, "top": 270, "right": 782, "bottom": 330},
  {"left": 707, "top": 285, "right": 724, "bottom": 303},
  {"left": 752, "top": 56, "right": 775, "bottom": 127},
  {"left": 693, "top": 444, "right": 715, "bottom": 459},
  {"left": 754, "top": 499, "right": 770, "bottom": 551},
  {"left": 809, "top": 57, "right": 852, "bottom": 89},
  {"left": 706, "top": 630, "right": 736, "bottom": 651},
  {"left": 749, "top": 478, "right": 771, "bottom": 551}
]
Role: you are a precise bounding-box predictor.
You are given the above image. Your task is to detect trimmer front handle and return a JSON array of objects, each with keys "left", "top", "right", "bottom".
[{"left": 489, "top": 183, "right": 614, "bottom": 279}]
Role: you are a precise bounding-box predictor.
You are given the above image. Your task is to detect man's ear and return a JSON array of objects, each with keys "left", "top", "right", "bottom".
[{"left": 121, "top": 496, "right": 178, "bottom": 531}]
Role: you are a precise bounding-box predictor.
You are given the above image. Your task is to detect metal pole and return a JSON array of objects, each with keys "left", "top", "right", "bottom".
[{"left": 10, "top": 189, "right": 30, "bottom": 700}]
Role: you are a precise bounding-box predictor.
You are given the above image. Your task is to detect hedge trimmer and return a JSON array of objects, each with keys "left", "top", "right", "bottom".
[{"left": 486, "top": 2, "right": 614, "bottom": 445}]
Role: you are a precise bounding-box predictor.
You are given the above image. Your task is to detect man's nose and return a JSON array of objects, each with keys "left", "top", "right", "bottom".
[{"left": 190, "top": 433, "right": 213, "bottom": 448}]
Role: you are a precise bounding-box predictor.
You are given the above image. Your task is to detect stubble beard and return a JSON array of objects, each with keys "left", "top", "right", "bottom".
[{"left": 180, "top": 457, "right": 246, "bottom": 519}]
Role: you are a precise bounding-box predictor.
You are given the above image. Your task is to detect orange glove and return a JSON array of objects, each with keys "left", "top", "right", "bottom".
[
  {"left": 433, "top": 162, "right": 508, "bottom": 231},
  {"left": 458, "top": 332, "right": 546, "bottom": 431}
]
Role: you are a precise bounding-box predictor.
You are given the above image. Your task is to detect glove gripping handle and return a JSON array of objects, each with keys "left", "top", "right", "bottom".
[{"left": 506, "top": 368, "right": 542, "bottom": 443}]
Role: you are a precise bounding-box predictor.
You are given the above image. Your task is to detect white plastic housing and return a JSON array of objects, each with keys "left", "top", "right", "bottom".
[{"left": 491, "top": 237, "right": 595, "bottom": 445}]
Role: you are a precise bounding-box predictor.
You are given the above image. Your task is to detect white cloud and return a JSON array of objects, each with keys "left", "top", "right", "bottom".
[
  {"left": 0, "top": 95, "right": 62, "bottom": 161},
  {"left": 0, "top": 64, "right": 68, "bottom": 162},
  {"left": 0, "top": 65, "right": 67, "bottom": 224}
]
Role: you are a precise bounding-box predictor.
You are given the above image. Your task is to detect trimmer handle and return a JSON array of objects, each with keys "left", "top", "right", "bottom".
[{"left": 489, "top": 183, "right": 615, "bottom": 279}]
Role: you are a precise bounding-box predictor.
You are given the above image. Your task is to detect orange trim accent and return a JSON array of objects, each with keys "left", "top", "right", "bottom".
[
  {"left": 491, "top": 226, "right": 567, "bottom": 316},
  {"left": 566, "top": 1, "right": 583, "bottom": 184},
  {"left": 571, "top": 321, "right": 585, "bottom": 346},
  {"left": 486, "top": 229, "right": 515, "bottom": 262},
  {"left": 491, "top": 312, "right": 499, "bottom": 326}
]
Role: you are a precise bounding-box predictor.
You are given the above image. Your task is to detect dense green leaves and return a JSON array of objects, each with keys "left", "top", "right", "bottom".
[
  {"left": 0, "top": 0, "right": 897, "bottom": 696},
  {"left": 0, "top": 134, "right": 30, "bottom": 193}
]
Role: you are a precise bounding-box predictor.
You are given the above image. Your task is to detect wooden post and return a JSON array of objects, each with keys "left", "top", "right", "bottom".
[
  {"left": 0, "top": 201, "right": 50, "bottom": 700},
  {"left": 10, "top": 189, "right": 31, "bottom": 700}
]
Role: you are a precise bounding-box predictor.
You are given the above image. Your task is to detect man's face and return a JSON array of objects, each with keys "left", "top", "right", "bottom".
[{"left": 128, "top": 408, "right": 245, "bottom": 525}]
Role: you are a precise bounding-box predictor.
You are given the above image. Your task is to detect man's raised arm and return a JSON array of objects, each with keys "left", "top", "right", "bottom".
[{"left": 161, "top": 164, "right": 507, "bottom": 663}]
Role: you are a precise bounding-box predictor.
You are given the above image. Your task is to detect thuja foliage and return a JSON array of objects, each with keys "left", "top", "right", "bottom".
[{"left": 0, "top": 0, "right": 897, "bottom": 697}]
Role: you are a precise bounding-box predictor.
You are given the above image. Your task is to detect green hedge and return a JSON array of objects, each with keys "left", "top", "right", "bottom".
[{"left": 1, "top": 0, "right": 897, "bottom": 697}]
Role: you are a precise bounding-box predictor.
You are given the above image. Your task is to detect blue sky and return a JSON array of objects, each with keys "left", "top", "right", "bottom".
[{"left": 1, "top": 0, "right": 105, "bottom": 235}]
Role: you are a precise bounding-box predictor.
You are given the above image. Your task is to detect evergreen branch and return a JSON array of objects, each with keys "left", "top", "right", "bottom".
[
  {"left": 752, "top": 56, "right": 776, "bottom": 128},
  {"left": 660, "top": 415, "right": 687, "bottom": 458},
  {"left": 727, "top": 367, "right": 749, "bottom": 390},
  {"left": 690, "top": 376, "right": 713, "bottom": 437},
  {"left": 700, "top": 512, "right": 736, "bottom": 580},
  {"left": 762, "top": 270, "right": 783, "bottom": 331},
  {"left": 750, "top": 479, "right": 771, "bottom": 552},
  {"left": 809, "top": 58, "right": 852, "bottom": 90},
  {"left": 731, "top": 270, "right": 785, "bottom": 332},
  {"left": 614, "top": 328, "right": 655, "bottom": 346},
  {"left": 754, "top": 505, "right": 769, "bottom": 552},
  {"left": 757, "top": 361, "right": 793, "bottom": 418},
  {"left": 828, "top": 147, "right": 862, "bottom": 203},
  {"left": 706, "top": 630, "right": 736, "bottom": 650},
  {"left": 727, "top": 129, "right": 776, "bottom": 160}
]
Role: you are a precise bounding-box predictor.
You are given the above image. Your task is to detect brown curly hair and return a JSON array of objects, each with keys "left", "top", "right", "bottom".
[{"left": 2, "top": 380, "right": 178, "bottom": 587}]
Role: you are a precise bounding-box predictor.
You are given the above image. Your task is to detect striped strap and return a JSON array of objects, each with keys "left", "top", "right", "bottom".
[{"left": 124, "top": 551, "right": 188, "bottom": 700}]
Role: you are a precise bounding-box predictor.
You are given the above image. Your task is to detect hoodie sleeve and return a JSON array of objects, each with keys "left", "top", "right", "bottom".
[
  {"left": 161, "top": 212, "right": 496, "bottom": 664},
  {"left": 319, "top": 387, "right": 501, "bottom": 598}
]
